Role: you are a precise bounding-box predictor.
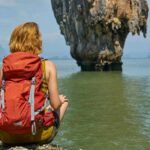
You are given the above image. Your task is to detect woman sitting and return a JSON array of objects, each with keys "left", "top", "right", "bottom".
[{"left": 0, "top": 22, "right": 68, "bottom": 144}]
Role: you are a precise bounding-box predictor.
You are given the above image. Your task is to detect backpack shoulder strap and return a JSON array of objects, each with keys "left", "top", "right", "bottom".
[
  {"left": 41, "top": 59, "right": 48, "bottom": 93},
  {"left": 41, "top": 59, "right": 47, "bottom": 81},
  {"left": 0, "top": 65, "right": 3, "bottom": 88},
  {"left": 0, "top": 65, "right": 5, "bottom": 111},
  {"left": 29, "top": 76, "right": 36, "bottom": 135}
]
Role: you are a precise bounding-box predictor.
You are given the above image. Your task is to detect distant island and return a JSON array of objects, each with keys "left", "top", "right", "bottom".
[
  {"left": 47, "top": 56, "right": 72, "bottom": 60},
  {"left": 147, "top": 55, "right": 150, "bottom": 59},
  {"left": 123, "top": 53, "right": 150, "bottom": 59}
]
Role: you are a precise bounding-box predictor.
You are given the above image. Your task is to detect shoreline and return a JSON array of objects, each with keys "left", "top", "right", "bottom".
[{"left": 0, "top": 142, "right": 67, "bottom": 150}]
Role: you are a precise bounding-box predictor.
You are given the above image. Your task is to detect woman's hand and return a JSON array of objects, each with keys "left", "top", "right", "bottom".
[{"left": 59, "top": 95, "right": 68, "bottom": 104}]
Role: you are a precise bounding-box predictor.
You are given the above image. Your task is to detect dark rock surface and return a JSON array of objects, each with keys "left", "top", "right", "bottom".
[
  {"left": 51, "top": 0, "right": 149, "bottom": 71},
  {"left": 0, "top": 141, "right": 66, "bottom": 150}
]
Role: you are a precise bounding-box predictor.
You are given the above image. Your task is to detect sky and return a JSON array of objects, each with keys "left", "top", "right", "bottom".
[{"left": 0, "top": 0, "right": 150, "bottom": 60}]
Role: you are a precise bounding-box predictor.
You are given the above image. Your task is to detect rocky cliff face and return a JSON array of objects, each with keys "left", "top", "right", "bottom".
[{"left": 51, "top": 0, "right": 149, "bottom": 71}]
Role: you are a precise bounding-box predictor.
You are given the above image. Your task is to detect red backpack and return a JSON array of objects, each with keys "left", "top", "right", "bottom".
[{"left": 0, "top": 52, "right": 55, "bottom": 135}]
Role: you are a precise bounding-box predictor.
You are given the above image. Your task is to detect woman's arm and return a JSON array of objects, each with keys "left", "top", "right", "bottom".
[
  {"left": 45, "top": 61, "right": 62, "bottom": 110},
  {"left": 45, "top": 60, "right": 69, "bottom": 120}
]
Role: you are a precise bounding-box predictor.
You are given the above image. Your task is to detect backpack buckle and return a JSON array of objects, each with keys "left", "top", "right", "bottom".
[
  {"left": 0, "top": 80, "right": 5, "bottom": 111},
  {"left": 31, "top": 77, "right": 36, "bottom": 85},
  {"left": 31, "top": 121, "right": 37, "bottom": 135},
  {"left": 1, "top": 80, "right": 5, "bottom": 90}
]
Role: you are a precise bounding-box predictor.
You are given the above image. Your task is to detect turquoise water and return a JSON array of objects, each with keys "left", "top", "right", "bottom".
[{"left": 1, "top": 59, "right": 150, "bottom": 150}]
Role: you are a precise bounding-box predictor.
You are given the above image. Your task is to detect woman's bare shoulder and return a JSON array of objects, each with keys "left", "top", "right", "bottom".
[{"left": 45, "top": 60, "right": 57, "bottom": 73}]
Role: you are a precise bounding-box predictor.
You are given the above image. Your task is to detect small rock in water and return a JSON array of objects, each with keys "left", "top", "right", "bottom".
[{"left": 8, "top": 147, "right": 28, "bottom": 150}]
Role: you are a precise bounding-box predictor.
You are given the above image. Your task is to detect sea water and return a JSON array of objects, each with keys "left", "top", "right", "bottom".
[{"left": 53, "top": 58, "right": 150, "bottom": 150}]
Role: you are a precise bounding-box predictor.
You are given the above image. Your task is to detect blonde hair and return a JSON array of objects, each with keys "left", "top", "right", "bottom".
[{"left": 9, "top": 22, "right": 42, "bottom": 54}]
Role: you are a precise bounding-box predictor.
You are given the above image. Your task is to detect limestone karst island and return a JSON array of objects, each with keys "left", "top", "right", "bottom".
[{"left": 51, "top": 0, "right": 149, "bottom": 71}]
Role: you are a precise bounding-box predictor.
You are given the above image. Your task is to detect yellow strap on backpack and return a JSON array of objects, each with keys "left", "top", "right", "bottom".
[{"left": 41, "top": 59, "right": 48, "bottom": 93}]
